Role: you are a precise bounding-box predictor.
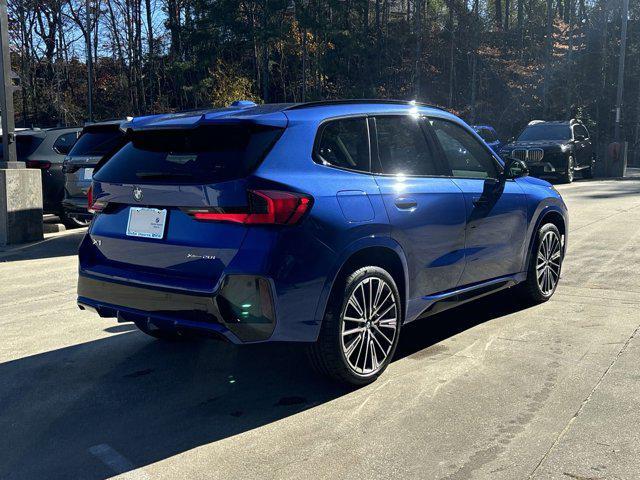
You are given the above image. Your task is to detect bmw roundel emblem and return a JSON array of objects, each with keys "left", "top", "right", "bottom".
[{"left": 133, "top": 186, "right": 143, "bottom": 202}]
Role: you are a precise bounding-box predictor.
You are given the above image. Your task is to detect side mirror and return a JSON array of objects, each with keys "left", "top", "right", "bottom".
[{"left": 503, "top": 156, "right": 529, "bottom": 179}]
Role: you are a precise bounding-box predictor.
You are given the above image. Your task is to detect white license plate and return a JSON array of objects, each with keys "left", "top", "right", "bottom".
[
  {"left": 83, "top": 168, "right": 94, "bottom": 180},
  {"left": 126, "top": 207, "right": 167, "bottom": 239}
]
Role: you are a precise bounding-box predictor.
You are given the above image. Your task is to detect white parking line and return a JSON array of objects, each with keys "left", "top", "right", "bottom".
[{"left": 89, "top": 444, "right": 151, "bottom": 479}]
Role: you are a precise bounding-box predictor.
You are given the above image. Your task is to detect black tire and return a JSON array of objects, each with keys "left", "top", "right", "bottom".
[
  {"left": 515, "top": 223, "right": 563, "bottom": 304},
  {"left": 582, "top": 156, "right": 595, "bottom": 179},
  {"left": 560, "top": 155, "right": 575, "bottom": 183},
  {"left": 134, "top": 319, "right": 185, "bottom": 341},
  {"left": 60, "top": 211, "right": 91, "bottom": 229},
  {"left": 308, "top": 266, "right": 402, "bottom": 386}
]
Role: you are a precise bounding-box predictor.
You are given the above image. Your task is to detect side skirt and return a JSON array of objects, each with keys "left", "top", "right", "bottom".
[{"left": 407, "top": 273, "right": 527, "bottom": 324}]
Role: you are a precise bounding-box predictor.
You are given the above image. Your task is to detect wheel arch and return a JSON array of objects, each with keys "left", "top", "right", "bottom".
[
  {"left": 312, "top": 237, "right": 409, "bottom": 338},
  {"left": 524, "top": 205, "right": 568, "bottom": 272}
]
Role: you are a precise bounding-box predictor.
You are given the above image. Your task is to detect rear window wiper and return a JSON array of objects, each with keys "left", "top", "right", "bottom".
[{"left": 136, "top": 171, "right": 192, "bottom": 179}]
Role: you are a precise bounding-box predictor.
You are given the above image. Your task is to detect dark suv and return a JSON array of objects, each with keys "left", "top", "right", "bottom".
[
  {"left": 62, "top": 120, "right": 128, "bottom": 227},
  {"left": 499, "top": 120, "right": 594, "bottom": 183},
  {"left": 7, "top": 127, "right": 82, "bottom": 223}
]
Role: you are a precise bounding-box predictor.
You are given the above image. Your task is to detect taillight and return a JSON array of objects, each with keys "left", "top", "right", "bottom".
[
  {"left": 25, "top": 160, "right": 51, "bottom": 170},
  {"left": 185, "top": 190, "right": 313, "bottom": 225},
  {"left": 87, "top": 184, "right": 106, "bottom": 213}
]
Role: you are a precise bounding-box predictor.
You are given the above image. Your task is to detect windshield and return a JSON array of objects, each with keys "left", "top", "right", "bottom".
[
  {"left": 94, "top": 124, "right": 283, "bottom": 184},
  {"left": 517, "top": 125, "right": 571, "bottom": 141},
  {"left": 69, "top": 128, "right": 125, "bottom": 157}
]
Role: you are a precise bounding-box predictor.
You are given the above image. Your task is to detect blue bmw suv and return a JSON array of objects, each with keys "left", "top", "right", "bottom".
[{"left": 78, "top": 100, "right": 567, "bottom": 385}]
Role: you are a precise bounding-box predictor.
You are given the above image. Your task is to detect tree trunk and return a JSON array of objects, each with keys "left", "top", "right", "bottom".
[
  {"left": 145, "top": 0, "right": 154, "bottom": 110},
  {"left": 543, "top": 0, "right": 553, "bottom": 116},
  {"left": 504, "top": 0, "right": 510, "bottom": 30},
  {"left": 261, "top": 0, "right": 270, "bottom": 102},
  {"left": 167, "top": 0, "right": 182, "bottom": 60},
  {"left": 413, "top": 0, "right": 422, "bottom": 98},
  {"left": 565, "top": 0, "right": 573, "bottom": 115},
  {"left": 448, "top": 0, "right": 454, "bottom": 107},
  {"left": 517, "top": 0, "right": 523, "bottom": 49}
]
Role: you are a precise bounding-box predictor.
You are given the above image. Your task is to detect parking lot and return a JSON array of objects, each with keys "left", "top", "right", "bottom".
[{"left": 1, "top": 176, "right": 640, "bottom": 480}]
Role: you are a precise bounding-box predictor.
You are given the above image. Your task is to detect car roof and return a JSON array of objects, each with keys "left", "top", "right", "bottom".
[
  {"left": 81, "top": 119, "right": 130, "bottom": 133},
  {"left": 527, "top": 120, "right": 581, "bottom": 126},
  {"left": 15, "top": 129, "right": 47, "bottom": 138},
  {"left": 124, "top": 100, "right": 453, "bottom": 132},
  {"left": 84, "top": 118, "right": 132, "bottom": 127},
  {"left": 44, "top": 126, "right": 82, "bottom": 133}
]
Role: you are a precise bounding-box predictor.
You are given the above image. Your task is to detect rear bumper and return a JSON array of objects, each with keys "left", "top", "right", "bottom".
[{"left": 78, "top": 273, "right": 276, "bottom": 343}]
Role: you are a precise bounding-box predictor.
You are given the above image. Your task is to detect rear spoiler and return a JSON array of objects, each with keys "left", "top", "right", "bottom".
[{"left": 121, "top": 111, "right": 288, "bottom": 133}]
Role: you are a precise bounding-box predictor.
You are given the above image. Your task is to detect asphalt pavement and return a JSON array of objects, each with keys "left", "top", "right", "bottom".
[{"left": 1, "top": 176, "right": 640, "bottom": 480}]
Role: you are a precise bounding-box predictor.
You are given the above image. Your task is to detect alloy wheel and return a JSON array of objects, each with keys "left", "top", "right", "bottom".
[
  {"left": 536, "top": 230, "right": 562, "bottom": 296},
  {"left": 567, "top": 156, "right": 574, "bottom": 182},
  {"left": 341, "top": 276, "right": 398, "bottom": 376}
]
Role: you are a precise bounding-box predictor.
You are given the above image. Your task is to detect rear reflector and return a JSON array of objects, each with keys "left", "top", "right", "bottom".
[
  {"left": 185, "top": 190, "right": 312, "bottom": 225},
  {"left": 87, "top": 184, "right": 106, "bottom": 213},
  {"left": 217, "top": 275, "right": 276, "bottom": 342}
]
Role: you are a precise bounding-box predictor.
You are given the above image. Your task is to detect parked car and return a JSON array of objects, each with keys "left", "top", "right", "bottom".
[
  {"left": 472, "top": 125, "right": 503, "bottom": 152},
  {"left": 10, "top": 127, "right": 82, "bottom": 224},
  {"left": 499, "top": 119, "right": 594, "bottom": 183},
  {"left": 77, "top": 100, "right": 568, "bottom": 385},
  {"left": 62, "top": 120, "right": 128, "bottom": 227}
]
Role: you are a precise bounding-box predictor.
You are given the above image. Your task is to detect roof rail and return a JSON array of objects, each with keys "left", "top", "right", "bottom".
[
  {"left": 528, "top": 120, "right": 545, "bottom": 125},
  {"left": 285, "top": 99, "right": 446, "bottom": 111}
]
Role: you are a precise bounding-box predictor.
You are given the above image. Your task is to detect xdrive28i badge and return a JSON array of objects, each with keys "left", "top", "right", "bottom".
[{"left": 133, "top": 186, "right": 143, "bottom": 202}]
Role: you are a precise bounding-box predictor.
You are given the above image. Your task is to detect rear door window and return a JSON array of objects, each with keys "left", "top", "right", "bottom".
[
  {"left": 373, "top": 115, "right": 441, "bottom": 176},
  {"left": 53, "top": 132, "right": 79, "bottom": 155},
  {"left": 314, "top": 117, "right": 370, "bottom": 172},
  {"left": 94, "top": 124, "right": 283, "bottom": 184}
]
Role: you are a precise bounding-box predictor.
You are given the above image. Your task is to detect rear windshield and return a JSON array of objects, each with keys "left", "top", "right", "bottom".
[
  {"left": 94, "top": 124, "right": 283, "bottom": 184},
  {"left": 69, "top": 127, "right": 125, "bottom": 157},
  {"left": 517, "top": 125, "right": 571, "bottom": 141},
  {"left": 0, "top": 135, "right": 44, "bottom": 159}
]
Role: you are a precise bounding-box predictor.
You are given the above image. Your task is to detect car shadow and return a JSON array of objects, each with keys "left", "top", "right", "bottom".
[
  {"left": 0, "top": 230, "right": 85, "bottom": 262},
  {"left": 395, "top": 289, "right": 530, "bottom": 360},
  {"left": 0, "top": 290, "right": 528, "bottom": 479}
]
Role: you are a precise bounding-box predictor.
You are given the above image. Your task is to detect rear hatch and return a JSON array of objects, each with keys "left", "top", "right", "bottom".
[
  {"left": 0, "top": 131, "right": 46, "bottom": 161},
  {"left": 85, "top": 119, "right": 286, "bottom": 292},
  {"left": 65, "top": 124, "right": 126, "bottom": 198}
]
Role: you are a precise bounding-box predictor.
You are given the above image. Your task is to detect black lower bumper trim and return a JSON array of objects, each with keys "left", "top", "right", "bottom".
[
  {"left": 78, "top": 273, "right": 277, "bottom": 342},
  {"left": 78, "top": 274, "right": 221, "bottom": 324}
]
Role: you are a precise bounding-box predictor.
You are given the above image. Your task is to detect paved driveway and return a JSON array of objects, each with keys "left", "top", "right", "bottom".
[{"left": 1, "top": 178, "right": 640, "bottom": 480}]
